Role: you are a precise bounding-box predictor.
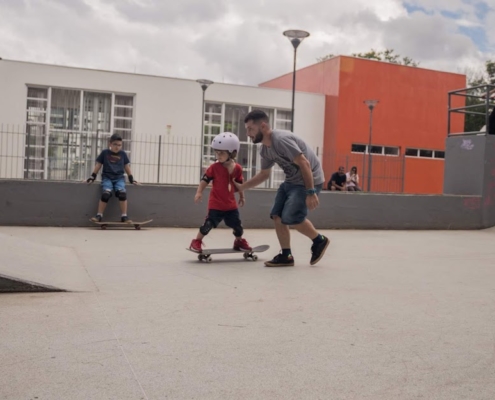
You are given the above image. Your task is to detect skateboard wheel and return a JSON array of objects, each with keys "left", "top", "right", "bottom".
[
  {"left": 243, "top": 253, "right": 248, "bottom": 259},
  {"left": 101, "top": 225, "right": 107, "bottom": 230},
  {"left": 134, "top": 225, "right": 141, "bottom": 230},
  {"left": 197, "top": 255, "right": 203, "bottom": 261},
  {"left": 252, "top": 255, "right": 258, "bottom": 261},
  {"left": 206, "top": 257, "right": 212, "bottom": 263}
]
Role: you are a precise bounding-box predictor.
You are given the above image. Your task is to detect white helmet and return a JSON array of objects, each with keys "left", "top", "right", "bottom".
[{"left": 211, "top": 132, "right": 240, "bottom": 154}]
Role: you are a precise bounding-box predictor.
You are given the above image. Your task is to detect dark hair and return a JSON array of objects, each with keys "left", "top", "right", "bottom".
[
  {"left": 351, "top": 166, "right": 357, "bottom": 171},
  {"left": 109, "top": 133, "right": 123, "bottom": 143},
  {"left": 244, "top": 109, "right": 269, "bottom": 124}
]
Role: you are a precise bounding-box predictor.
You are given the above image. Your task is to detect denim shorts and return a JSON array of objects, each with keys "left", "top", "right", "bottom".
[
  {"left": 270, "top": 182, "right": 323, "bottom": 225},
  {"left": 101, "top": 177, "right": 126, "bottom": 193}
]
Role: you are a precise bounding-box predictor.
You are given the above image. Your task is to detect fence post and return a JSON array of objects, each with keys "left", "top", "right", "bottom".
[
  {"left": 65, "top": 131, "right": 70, "bottom": 180},
  {"left": 401, "top": 155, "right": 406, "bottom": 193},
  {"left": 26, "top": 126, "right": 31, "bottom": 178},
  {"left": 157, "top": 135, "right": 162, "bottom": 184}
]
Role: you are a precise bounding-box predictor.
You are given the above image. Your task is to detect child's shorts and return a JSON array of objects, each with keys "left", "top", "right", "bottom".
[{"left": 101, "top": 177, "right": 126, "bottom": 193}]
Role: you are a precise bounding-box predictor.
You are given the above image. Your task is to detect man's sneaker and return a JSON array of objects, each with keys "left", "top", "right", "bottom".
[
  {"left": 310, "top": 236, "right": 330, "bottom": 265},
  {"left": 233, "top": 238, "right": 252, "bottom": 251},
  {"left": 121, "top": 216, "right": 131, "bottom": 223},
  {"left": 264, "top": 253, "right": 294, "bottom": 267},
  {"left": 189, "top": 239, "right": 204, "bottom": 253},
  {"left": 91, "top": 214, "right": 102, "bottom": 223}
]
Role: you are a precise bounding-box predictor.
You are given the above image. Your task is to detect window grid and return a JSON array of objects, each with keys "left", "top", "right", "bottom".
[
  {"left": 405, "top": 148, "right": 445, "bottom": 159},
  {"left": 351, "top": 143, "right": 400, "bottom": 157}
]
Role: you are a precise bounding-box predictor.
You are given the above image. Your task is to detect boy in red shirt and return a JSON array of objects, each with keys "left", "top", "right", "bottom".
[{"left": 189, "top": 132, "right": 252, "bottom": 253}]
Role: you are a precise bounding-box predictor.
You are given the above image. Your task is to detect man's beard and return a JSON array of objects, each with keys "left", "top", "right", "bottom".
[{"left": 252, "top": 129, "right": 263, "bottom": 144}]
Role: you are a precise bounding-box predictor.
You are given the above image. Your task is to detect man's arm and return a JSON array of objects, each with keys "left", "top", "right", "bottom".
[
  {"left": 293, "top": 154, "right": 314, "bottom": 189},
  {"left": 293, "top": 153, "right": 319, "bottom": 210},
  {"left": 235, "top": 169, "right": 271, "bottom": 191}
]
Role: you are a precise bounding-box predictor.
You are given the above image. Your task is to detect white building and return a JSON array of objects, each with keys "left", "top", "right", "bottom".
[{"left": 0, "top": 59, "right": 325, "bottom": 187}]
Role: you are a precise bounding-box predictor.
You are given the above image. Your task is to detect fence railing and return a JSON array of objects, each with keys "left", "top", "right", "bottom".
[{"left": 0, "top": 126, "right": 406, "bottom": 193}]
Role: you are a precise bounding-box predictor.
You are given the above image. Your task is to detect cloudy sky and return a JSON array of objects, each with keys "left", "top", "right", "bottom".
[{"left": 0, "top": 0, "right": 493, "bottom": 85}]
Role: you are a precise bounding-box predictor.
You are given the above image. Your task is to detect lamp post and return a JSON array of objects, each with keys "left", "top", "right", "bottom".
[
  {"left": 196, "top": 79, "right": 214, "bottom": 180},
  {"left": 283, "top": 30, "right": 310, "bottom": 132},
  {"left": 364, "top": 99, "right": 379, "bottom": 192}
]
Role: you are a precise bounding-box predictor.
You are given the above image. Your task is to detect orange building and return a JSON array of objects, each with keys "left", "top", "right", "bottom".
[{"left": 260, "top": 56, "right": 466, "bottom": 194}]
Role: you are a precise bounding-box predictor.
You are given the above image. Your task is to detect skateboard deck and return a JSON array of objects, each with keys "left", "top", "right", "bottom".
[
  {"left": 186, "top": 245, "right": 269, "bottom": 262},
  {"left": 90, "top": 219, "right": 153, "bottom": 230}
]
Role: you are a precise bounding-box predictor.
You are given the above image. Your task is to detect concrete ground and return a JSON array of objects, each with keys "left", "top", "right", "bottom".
[{"left": 1, "top": 226, "right": 495, "bottom": 400}]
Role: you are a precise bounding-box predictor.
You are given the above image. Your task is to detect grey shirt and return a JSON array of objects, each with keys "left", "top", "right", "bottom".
[{"left": 260, "top": 129, "right": 325, "bottom": 186}]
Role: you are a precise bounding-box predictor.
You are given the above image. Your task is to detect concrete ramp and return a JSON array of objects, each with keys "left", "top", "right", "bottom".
[{"left": 0, "top": 233, "right": 96, "bottom": 292}]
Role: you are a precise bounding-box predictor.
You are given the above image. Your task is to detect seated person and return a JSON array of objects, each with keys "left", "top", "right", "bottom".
[
  {"left": 346, "top": 166, "right": 362, "bottom": 191},
  {"left": 328, "top": 166, "right": 347, "bottom": 191}
]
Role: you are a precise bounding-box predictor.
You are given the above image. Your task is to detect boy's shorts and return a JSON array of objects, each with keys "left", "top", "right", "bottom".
[
  {"left": 206, "top": 209, "right": 242, "bottom": 229},
  {"left": 101, "top": 177, "right": 126, "bottom": 193},
  {"left": 270, "top": 182, "right": 323, "bottom": 225}
]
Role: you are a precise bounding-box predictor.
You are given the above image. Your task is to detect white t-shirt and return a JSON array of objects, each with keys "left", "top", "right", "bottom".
[{"left": 346, "top": 172, "right": 359, "bottom": 188}]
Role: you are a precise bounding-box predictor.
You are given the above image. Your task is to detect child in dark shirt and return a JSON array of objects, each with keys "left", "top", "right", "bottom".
[
  {"left": 189, "top": 132, "right": 251, "bottom": 253},
  {"left": 86, "top": 134, "right": 138, "bottom": 222}
]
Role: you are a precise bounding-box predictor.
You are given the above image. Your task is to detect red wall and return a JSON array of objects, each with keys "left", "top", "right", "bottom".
[{"left": 260, "top": 56, "right": 466, "bottom": 194}]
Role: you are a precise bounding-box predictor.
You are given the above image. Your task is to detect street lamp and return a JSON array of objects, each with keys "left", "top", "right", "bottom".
[
  {"left": 364, "top": 99, "right": 379, "bottom": 192},
  {"left": 283, "top": 29, "right": 310, "bottom": 132},
  {"left": 196, "top": 79, "right": 214, "bottom": 180}
]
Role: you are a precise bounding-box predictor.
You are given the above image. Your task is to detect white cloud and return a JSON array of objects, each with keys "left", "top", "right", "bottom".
[{"left": 0, "top": 0, "right": 492, "bottom": 85}]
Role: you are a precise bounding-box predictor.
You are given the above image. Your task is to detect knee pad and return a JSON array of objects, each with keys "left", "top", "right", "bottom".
[
  {"left": 199, "top": 219, "right": 215, "bottom": 236},
  {"left": 101, "top": 191, "right": 112, "bottom": 203},
  {"left": 232, "top": 225, "right": 243, "bottom": 237},
  {"left": 116, "top": 190, "right": 127, "bottom": 201}
]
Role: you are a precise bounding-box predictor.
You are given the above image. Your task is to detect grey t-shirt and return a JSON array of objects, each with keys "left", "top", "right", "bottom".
[{"left": 260, "top": 130, "right": 325, "bottom": 186}]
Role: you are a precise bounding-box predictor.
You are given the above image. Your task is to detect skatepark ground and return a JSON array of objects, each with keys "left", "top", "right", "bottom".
[{"left": 1, "top": 226, "right": 495, "bottom": 400}]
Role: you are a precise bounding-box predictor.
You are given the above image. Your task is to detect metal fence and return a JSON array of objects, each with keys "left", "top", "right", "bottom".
[{"left": 0, "top": 126, "right": 405, "bottom": 192}]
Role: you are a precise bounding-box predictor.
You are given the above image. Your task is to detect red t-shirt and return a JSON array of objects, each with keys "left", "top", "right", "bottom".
[{"left": 205, "top": 162, "right": 244, "bottom": 211}]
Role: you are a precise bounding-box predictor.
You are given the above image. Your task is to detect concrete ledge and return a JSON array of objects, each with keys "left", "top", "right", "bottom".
[
  {"left": 0, "top": 180, "right": 486, "bottom": 230},
  {"left": 0, "top": 274, "right": 65, "bottom": 293}
]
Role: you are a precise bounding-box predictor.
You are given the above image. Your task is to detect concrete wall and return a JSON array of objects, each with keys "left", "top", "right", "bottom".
[
  {"left": 0, "top": 180, "right": 484, "bottom": 230},
  {"left": 444, "top": 135, "right": 487, "bottom": 196}
]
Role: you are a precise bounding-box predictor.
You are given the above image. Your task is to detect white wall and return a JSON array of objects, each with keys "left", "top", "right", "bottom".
[{"left": 0, "top": 59, "right": 325, "bottom": 183}]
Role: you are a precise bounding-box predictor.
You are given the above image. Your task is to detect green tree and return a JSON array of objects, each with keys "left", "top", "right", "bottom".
[
  {"left": 317, "top": 48, "right": 419, "bottom": 67},
  {"left": 463, "top": 60, "right": 495, "bottom": 133}
]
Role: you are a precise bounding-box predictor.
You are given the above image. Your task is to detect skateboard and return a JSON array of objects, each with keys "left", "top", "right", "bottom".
[
  {"left": 90, "top": 219, "right": 153, "bottom": 230},
  {"left": 186, "top": 245, "right": 270, "bottom": 263}
]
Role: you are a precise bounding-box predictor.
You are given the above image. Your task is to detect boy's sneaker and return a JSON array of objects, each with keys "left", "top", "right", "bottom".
[
  {"left": 91, "top": 214, "right": 102, "bottom": 223},
  {"left": 189, "top": 239, "right": 204, "bottom": 253},
  {"left": 264, "top": 253, "right": 294, "bottom": 267},
  {"left": 310, "top": 236, "right": 330, "bottom": 265},
  {"left": 233, "top": 238, "right": 252, "bottom": 251},
  {"left": 121, "top": 216, "right": 131, "bottom": 223}
]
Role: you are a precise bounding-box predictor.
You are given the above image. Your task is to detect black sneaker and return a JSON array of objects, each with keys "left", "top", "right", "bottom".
[
  {"left": 310, "top": 236, "right": 330, "bottom": 265},
  {"left": 121, "top": 216, "right": 130, "bottom": 223},
  {"left": 264, "top": 253, "right": 295, "bottom": 267},
  {"left": 91, "top": 214, "right": 102, "bottom": 223}
]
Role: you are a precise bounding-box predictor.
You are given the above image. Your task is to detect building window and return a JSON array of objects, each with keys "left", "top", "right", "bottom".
[
  {"left": 405, "top": 148, "right": 445, "bottom": 159},
  {"left": 114, "top": 95, "right": 134, "bottom": 150},
  {"left": 351, "top": 144, "right": 366, "bottom": 153},
  {"left": 275, "top": 110, "right": 292, "bottom": 130},
  {"left": 351, "top": 143, "right": 400, "bottom": 156},
  {"left": 25, "top": 87, "right": 48, "bottom": 179},
  {"left": 25, "top": 86, "right": 135, "bottom": 180}
]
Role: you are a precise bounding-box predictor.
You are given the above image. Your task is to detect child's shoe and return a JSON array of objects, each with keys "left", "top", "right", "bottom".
[
  {"left": 233, "top": 238, "right": 252, "bottom": 251},
  {"left": 121, "top": 215, "right": 131, "bottom": 223},
  {"left": 190, "top": 239, "right": 204, "bottom": 253},
  {"left": 91, "top": 214, "right": 102, "bottom": 222}
]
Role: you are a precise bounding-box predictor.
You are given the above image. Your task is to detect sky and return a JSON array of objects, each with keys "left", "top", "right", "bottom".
[{"left": 0, "top": 0, "right": 493, "bottom": 86}]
